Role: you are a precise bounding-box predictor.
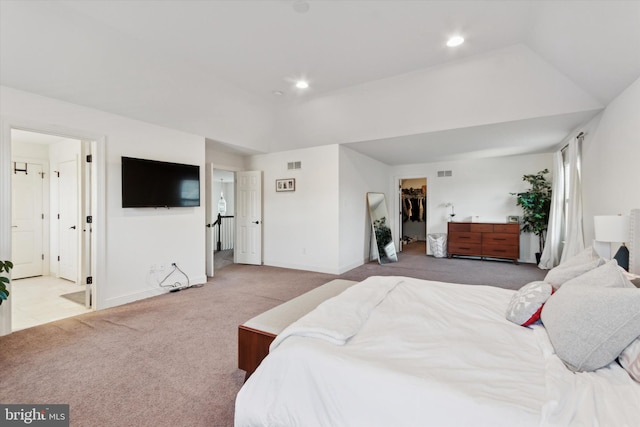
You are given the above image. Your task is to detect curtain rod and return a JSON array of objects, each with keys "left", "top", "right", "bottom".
[{"left": 561, "top": 131, "right": 585, "bottom": 152}]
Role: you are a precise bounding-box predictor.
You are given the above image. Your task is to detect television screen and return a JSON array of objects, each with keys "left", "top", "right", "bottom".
[{"left": 121, "top": 156, "right": 200, "bottom": 208}]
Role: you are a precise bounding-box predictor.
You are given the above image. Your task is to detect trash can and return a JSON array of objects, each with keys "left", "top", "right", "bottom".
[{"left": 428, "top": 233, "right": 447, "bottom": 258}]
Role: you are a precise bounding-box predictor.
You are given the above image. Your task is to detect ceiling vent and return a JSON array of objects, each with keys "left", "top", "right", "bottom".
[
  {"left": 287, "top": 161, "right": 302, "bottom": 170},
  {"left": 437, "top": 170, "right": 452, "bottom": 177}
]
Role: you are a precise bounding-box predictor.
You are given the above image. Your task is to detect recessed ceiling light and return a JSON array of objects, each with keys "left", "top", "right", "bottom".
[
  {"left": 446, "top": 36, "right": 465, "bottom": 47},
  {"left": 295, "top": 80, "right": 309, "bottom": 89},
  {"left": 272, "top": 90, "right": 284, "bottom": 96}
]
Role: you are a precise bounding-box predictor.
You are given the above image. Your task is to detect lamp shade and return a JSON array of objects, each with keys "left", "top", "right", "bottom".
[{"left": 594, "top": 215, "right": 630, "bottom": 242}]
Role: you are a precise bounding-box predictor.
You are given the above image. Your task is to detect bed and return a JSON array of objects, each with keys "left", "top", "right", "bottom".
[{"left": 235, "top": 253, "right": 640, "bottom": 426}]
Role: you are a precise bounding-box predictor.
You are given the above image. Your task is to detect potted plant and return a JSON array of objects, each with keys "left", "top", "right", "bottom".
[
  {"left": 511, "top": 169, "right": 552, "bottom": 263},
  {"left": 373, "top": 217, "right": 393, "bottom": 258},
  {"left": 0, "top": 260, "right": 13, "bottom": 305}
]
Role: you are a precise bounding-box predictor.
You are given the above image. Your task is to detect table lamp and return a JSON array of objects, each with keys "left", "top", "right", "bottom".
[{"left": 594, "top": 215, "right": 630, "bottom": 270}]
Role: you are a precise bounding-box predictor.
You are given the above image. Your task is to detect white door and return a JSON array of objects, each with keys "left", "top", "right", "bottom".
[
  {"left": 11, "top": 163, "right": 44, "bottom": 279},
  {"left": 205, "top": 163, "right": 214, "bottom": 277},
  {"left": 58, "top": 159, "right": 79, "bottom": 283},
  {"left": 235, "top": 171, "right": 262, "bottom": 265}
]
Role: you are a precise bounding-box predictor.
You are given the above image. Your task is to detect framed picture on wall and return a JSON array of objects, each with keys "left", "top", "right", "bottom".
[{"left": 276, "top": 178, "right": 295, "bottom": 192}]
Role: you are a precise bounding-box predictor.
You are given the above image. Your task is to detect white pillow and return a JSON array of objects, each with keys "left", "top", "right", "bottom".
[
  {"left": 544, "top": 246, "right": 605, "bottom": 289},
  {"left": 619, "top": 337, "right": 640, "bottom": 382},
  {"left": 506, "top": 281, "right": 553, "bottom": 326}
]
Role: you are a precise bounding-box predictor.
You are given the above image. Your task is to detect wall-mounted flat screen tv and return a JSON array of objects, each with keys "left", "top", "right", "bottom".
[{"left": 121, "top": 156, "right": 200, "bottom": 208}]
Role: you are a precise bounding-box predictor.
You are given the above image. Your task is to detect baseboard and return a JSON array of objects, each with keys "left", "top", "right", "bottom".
[{"left": 103, "top": 274, "right": 208, "bottom": 309}]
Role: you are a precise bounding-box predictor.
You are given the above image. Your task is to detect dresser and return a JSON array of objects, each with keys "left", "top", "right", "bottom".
[{"left": 447, "top": 222, "right": 520, "bottom": 264}]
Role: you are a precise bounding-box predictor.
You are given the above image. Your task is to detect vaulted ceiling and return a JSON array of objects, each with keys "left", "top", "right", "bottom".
[{"left": 1, "top": 1, "right": 639, "bottom": 164}]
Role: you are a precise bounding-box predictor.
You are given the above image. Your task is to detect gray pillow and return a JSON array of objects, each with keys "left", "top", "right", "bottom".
[
  {"left": 560, "top": 259, "right": 636, "bottom": 289},
  {"left": 544, "top": 246, "right": 604, "bottom": 289},
  {"left": 541, "top": 261, "right": 640, "bottom": 372}
]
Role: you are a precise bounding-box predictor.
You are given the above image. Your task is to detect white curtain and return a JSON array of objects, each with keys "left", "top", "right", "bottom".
[
  {"left": 539, "top": 150, "right": 565, "bottom": 269},
  {"left": 560, "top": 136, "right": 585, "bottom": 262}
]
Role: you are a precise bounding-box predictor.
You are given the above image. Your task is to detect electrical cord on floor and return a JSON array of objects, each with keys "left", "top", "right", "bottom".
[{"left": 158, "top": 263, "right": 204, "bottom": 292}]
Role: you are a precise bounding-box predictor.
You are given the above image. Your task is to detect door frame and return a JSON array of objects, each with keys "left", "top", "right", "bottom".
[
  {"left": 0, "top": 118, "right": 106, "bottom": 336},
  {"left": 205, "top": 163, "right": 214, "bottom": 277}
]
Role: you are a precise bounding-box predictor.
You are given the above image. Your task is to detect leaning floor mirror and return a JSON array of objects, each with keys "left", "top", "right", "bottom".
[{"left": 367, "top": 192, "right": 398, "bottom": 264}]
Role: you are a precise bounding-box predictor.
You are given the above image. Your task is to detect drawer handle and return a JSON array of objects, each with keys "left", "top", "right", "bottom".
[
  {"left": 460, "top": 236, "right": 470, "bottom": 239},
  {"left": 460, "top": 247, "right": 471, "bottom": 250}
]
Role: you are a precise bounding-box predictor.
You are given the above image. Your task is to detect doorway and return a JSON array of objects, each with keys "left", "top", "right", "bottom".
[
  {"left": 400, "top": 177, "right": 427, "bottom": 254},
  {"left": 10, "top": 129, "right": 93, "bottom": 330},
  {"left": 206, "top": 166, "right": 236, "bottom": 276}
]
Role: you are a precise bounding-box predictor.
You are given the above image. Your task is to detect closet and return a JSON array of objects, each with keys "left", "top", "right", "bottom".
[{"left": 400, "top": 178, "right": 427, "bottom": 248}]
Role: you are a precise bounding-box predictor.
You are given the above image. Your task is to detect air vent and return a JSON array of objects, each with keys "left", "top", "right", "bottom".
[
  {"left": 437, "top": 170, "right": 452, "bottom": 177},
  {"left": 287, "top": 161, "right": 302, "bottom": 170}
]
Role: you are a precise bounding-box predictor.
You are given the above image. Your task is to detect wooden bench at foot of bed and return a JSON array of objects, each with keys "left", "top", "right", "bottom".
[{"left": 238, "top": 279, "right": 357, "bottom": 379}]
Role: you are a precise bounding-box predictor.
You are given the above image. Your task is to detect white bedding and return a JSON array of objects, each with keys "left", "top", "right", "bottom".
[{"left": 235, "top": 276, "right": 640, "bottom": 427}]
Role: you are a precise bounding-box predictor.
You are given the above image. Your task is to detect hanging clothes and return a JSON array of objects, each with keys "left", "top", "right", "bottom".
[
  {"left": 411, "top": 198, "right": 420, "bottom": 221},
  {"left": 403, "top": 198, "right": 412, "bottom": 222}
]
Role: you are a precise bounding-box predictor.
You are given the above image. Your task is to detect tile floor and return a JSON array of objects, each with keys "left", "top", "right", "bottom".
[{"left": 11, "top": 275, "right": 93, "bottom": 331}]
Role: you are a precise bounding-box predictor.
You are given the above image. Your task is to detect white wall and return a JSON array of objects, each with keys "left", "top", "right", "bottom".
[
  {"left": 248, "top": 145, "right": 341, "bottom": 274},
  {"left": 391, "top": 153, "right": 553, "bottom": 262},
  {"left": 0, "top": 87, "right": 206, "bottom": 327},
  {"left": 205, "top": 143, "right": 247, "bottom": 172},
  {"left": 338, "top": 146, "right": 390, "bottom": 272},
  {"left": 581, "top": 76, "right": 640, "bottom": 248}
]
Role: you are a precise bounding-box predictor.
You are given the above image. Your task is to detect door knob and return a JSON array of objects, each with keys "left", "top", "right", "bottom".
[
  {"left": 252, "top": 221, "right": 260, "bottom": 224},
  {"left": 70, "top": 225, "right": 77, "bottom": 230}
]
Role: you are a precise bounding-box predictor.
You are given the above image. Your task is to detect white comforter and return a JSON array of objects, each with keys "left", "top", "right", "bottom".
[{"left": 235, "top": 276, "right": 640, "bottom": 427}]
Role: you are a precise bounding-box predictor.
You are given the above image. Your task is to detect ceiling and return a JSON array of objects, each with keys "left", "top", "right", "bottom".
[{"left": 1, "top": 1, "right": 639, "bottom": 164}]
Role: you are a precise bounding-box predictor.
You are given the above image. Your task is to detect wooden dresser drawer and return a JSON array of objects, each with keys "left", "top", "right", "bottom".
[
  {"left": 448, "top": 232, "right": 481, "bottom": 244},
  {"left": 482, "top": 233, "right": 519, "bottom": 246},
  {"left": 448, "top": 243, "right": 482, "bottom": 255},
  {"left": 470, "top": 224, "right": 494, "bottom": 233},
  {"left": 482, "top": 244, "right": 519, "bottom": 259},
  {"left": 447, "top": 223, "right": 471, "bottom": 232},
  {"left": 493, "top": 223, "right": 519, "bottom": 233}
]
